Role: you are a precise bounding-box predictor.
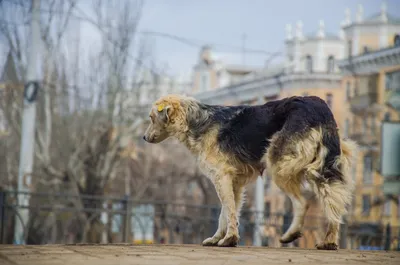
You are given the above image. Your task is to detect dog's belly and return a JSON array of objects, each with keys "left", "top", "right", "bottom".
[{"left": 196, "top": 153, "right": 264, "bottom": 186}]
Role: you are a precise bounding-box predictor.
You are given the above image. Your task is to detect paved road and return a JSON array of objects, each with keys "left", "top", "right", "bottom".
[{"left": 0, "top": 244, "right": 399, "bottom": 265}]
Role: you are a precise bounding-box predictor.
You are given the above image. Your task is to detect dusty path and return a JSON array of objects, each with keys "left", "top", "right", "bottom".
[{"left": 0, "top": 244, "right": 399, "bottom": 265}]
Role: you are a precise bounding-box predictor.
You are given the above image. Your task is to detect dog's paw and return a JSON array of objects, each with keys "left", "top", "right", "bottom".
[
  {"left": 279, "top": 231, "right": 302, "bottom": 244},
  {"left": 202, "top": 236, "right": 220, "bottom": 247},
  {"left": 315, "top": 242, "right": 338, "bottom": 250},
  {"left": 217, "top": 234, "right": 239, "bottom": 247}
]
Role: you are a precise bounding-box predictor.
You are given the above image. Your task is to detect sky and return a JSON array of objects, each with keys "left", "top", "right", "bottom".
[
  {"left": 135, "top": 0, "right": 400, "bottom": 76},
  {"left": 1, "top": 0, "right": 399, "bottom": 80}
]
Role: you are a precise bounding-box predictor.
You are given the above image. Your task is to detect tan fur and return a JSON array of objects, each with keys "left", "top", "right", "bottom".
[
  {"left": 265, "top": 127, "right": 357, "bottom": 249},
  {"left": 144, "top": 94, "right": 357, "bottom": 249}
]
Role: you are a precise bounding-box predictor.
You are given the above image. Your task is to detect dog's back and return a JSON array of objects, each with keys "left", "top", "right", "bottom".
[{"left": 214, "top": 96, "right": 340, "bottom": 168}]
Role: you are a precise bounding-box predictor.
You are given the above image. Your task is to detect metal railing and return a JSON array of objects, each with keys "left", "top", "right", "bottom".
[{"left": 0, "top": 190, "right": 399, "bottom": 250}]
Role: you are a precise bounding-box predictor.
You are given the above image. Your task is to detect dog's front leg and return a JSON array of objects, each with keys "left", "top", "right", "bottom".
[
  {"left": 214, "top": 174, "right": 239, "bottom": 247},
  {"left": 202, "top": 206, "right": 227, "bottom": 246}
]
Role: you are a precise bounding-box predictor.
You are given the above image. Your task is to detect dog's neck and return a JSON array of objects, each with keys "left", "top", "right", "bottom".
[{"left": 174, "top": 100, "right": 215, "bottom": 154}]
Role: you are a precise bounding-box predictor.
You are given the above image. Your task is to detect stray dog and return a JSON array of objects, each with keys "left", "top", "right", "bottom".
[{"left": 143, "top": 94, "right": 356, "bottom": 250}]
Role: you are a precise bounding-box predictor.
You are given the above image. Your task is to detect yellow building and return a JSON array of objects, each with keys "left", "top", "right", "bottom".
[
  {"left": 190, "top": 3, "right": 400, "bottom": 250},
  {"left": 337, "top": 4, "right": 400, "bottom": 249}
]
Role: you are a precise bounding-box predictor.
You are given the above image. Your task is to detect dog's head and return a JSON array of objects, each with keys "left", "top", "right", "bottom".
[{"left": 143, "top": 95, "right": 186, "bottom": 144}]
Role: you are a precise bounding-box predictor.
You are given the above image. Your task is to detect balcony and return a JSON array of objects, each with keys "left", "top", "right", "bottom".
[
  {"left": 349, "top": 74, "right": 379, "bottom": 113},
  {"left": 383, "top": 176, "right": 400, "bottom": 195},
  {"left": 349, "top": 92, "right": 378, "bottom": 113},
  {"left": 349, "top": 133, "right": 378, "bottom": 149}
]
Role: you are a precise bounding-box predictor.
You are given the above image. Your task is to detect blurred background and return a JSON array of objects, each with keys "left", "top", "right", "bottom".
[{"left": 0, "top": 0, "right": 399, "bottom": 251}]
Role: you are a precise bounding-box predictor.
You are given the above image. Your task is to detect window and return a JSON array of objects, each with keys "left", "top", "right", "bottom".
[
  {"left": 398, "top": 201, "right": 400, "bottom": 217},
  {"left": 305, "top": 55, "right": 313, "bottom": 73},
  {"left": 371, "top": 115, "right": 376, "bottom": 134},
  {"left": 395, "top": 34, "right": 400, "bottom": 47},
  {"left": 264, "top": 202, "right": 271, "bottom": 218},
  {"left": 347, "top": 40, "right": 353, "bottom": 57},
  {"left": 326, "top": 93, "right": 333, "bottom": 108},
  {"left": 385, "top": 73, "right": 393, "bottom": 91},
  {"left": 363, "top": 155, "right": 373, "bottom": 184},
  {"left": 264, "top": 176, "right": 271, "bottom": 191},
  {"left": 200, "top": 72, "right": 209, "bottom": 91},
  {"left": 327, "top": 55, "right": 335, "bottom": 73},
  {"left": 344, "top": 118, "right": 350, "bottom": 137},
  {"left": 346, "top": 81, "right": 351, "bottom": 101},
  {"left": 362, "top": 117, "right": 367, "bottom": 135},
  {"left": 385, "top": 70, "right": 400, "bottom": 92},
  {"left": 352, "top": 160, "right": 357, "bottom": 181},
  {"left": 352, "top": 118, "right": 357, "bottom": 134},
  {"left": 354, "top": 82, "right": 359, "bottom": 96},
  {"left": 384, "top": 112, "right": 391, "bottom": 121},
  {"left": 362, "top": 194, "right": 371, "bottom": 215},
  {"left": 384, "top": 200, "right": 391, "bottom": 216}
]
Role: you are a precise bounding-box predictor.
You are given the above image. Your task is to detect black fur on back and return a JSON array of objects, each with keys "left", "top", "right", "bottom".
[{"left": 185, "top": 96, "right": 342, "bottom": 181}]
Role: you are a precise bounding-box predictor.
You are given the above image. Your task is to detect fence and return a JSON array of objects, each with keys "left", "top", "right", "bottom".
[{"left": 0, "top": 190, "right": 399, "bottom": 250}]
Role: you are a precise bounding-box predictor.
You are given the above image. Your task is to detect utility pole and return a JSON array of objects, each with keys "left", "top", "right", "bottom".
[
  {"left": 14, "top": 0, "right": 41, "bottom": 245},
  {"left": 253, "top": 97, "right": 265, "bottom": 246},
  {"left": 253, "top": 174, "right": 264, "bottom": 246}
]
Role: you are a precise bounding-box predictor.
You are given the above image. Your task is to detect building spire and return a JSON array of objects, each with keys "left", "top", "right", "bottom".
[
  {"left": 317, "top": 20, "right": 325, "bottom": 38},
  {"left": 338, "top": 21, "right": 346, "bottom": 39},
  {"left": 381, "top": 1, "right": 388, "bottom": 22},
  {"left": 295, "top": 20, "right": 303, "bottom": 40},
  {"left": 344, "top": 7, "right": 351, "bottom": 26},
  {"left": 286, "top": 23, "right": 293, "bottom": 40},
  {"left": 356, "top": 4, "right": 363, "bottom": 23}
]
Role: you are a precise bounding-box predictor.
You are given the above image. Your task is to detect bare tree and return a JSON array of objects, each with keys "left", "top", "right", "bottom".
[{"left": 0, "top": 0, "right": 216, "bottom": 244}]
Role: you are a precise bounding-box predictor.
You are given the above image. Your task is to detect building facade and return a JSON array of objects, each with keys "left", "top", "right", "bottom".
[
  {"left": 337, "top": 3, "right": 400, "bottom": 249},
  {"left": 190, "top": 3, "right": 400, "bottom": 249},
  {"left": 191, "top": 45, "right": 261, "bottom": 94}
]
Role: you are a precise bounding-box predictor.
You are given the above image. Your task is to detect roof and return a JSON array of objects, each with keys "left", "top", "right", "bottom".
[
  {"left": 224, "top": 64, "right": 259, "bottom": 75},
  {"left": 365, "top": 12, "right": 400, "bottom": 25},
  {"left": 305, "top": 32, "right": 341, "bottom": 41},
  {"left": 343, "top": 12, "right": 400, "bottom": 29}
]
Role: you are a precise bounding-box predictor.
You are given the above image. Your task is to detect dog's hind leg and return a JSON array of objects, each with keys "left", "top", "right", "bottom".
[
  {"left": 313, "top": 138, "right": 356, "bottom": 250},
  {"left": 279, "top": 193, "right": 310, "bottom": 244},
  {"left": 266, "top": 128, "right": 323, "bottom": 244},
  {"left": 314, "top": 179, "right": 349, "bottom": 250}
]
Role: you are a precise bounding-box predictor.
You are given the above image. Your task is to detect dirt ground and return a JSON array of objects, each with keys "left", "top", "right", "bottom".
[{"left": 0, "top": 244, "right": 399, "bottom": 265}]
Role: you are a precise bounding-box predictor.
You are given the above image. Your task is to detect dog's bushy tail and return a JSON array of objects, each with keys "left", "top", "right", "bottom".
[{"left": 312, "top": 137, "right": 357, "bottom": 224}]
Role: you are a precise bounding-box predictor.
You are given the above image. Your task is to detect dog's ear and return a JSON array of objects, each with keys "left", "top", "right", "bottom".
[{"left": 156, "top": 103, "right": 173, "bottom": 123}]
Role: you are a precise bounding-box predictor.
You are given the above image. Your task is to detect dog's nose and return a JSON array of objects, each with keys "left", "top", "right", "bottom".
[{"left": 143, "top": 135, "right": 146, "bottom": 141}]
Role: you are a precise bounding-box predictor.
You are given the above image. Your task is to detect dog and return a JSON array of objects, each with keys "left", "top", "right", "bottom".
[{"left": 143, "top": 94, "right": 356, "bottom": 250}]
